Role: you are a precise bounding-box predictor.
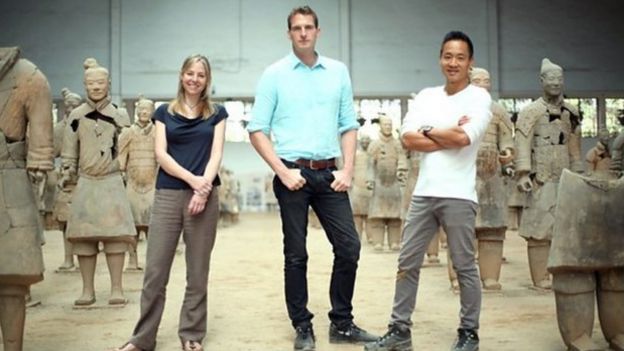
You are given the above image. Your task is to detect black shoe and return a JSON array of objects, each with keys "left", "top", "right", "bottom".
[
  {"left": 329, "top": 322, "right": 379, "bottom": 344},
  {"left": 294, "top": 325, "right": 315, "bottom": 351},
  {"left": 363, "top": 325, "right": 412, "bottom": 351},
  {"left": 450, "top": 328, "right": 479, "bottom": 351}
]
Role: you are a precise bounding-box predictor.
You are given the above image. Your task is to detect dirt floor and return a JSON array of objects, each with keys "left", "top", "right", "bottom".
[{"left": 4, "top": 213, "right": 610, "bottom": 351}]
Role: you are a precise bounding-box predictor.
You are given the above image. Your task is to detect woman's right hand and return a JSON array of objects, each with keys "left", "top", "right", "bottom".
[{"left": 188, "top": 192, "right": 209, "bottom": 216}]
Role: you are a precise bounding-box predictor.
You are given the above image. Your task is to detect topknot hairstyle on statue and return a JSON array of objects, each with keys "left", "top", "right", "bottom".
[
  {"left": 135, "top": 94, "right": 154, "bottom": 109},
  {"left": 540, "top": 58, "right": 563, "bottom": 76},
  {"left": 61, "top": 87, "right": 82, "bottom": 105},
  {"left": 83, "top": 57, "right": 109, "bottom": 77},
  {"left": 469, "top": 67, "right": 489, "bottom": 80}
]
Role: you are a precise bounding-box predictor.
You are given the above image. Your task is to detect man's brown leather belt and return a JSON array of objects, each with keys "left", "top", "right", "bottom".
[{"left": 294, "top": 158, "right": 336, "bottom": 170}]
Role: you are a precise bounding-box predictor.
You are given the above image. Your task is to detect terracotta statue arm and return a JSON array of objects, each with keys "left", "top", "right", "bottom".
[
  {"left": 610, "top": 134, "right": 624, "bottom": 174},
  {"left": 514, "top": 115, "right": 535, "bottom": 192},
  {"left": 568, "top": 126, "right": 584, "bottom": 173},
  {"left": 59, "top": 114, "right": 79, "bottom": 188},
  {"left": 25, "top": 67, "right": 54, "bottom": 171},
  {"left": 116, "top": 128, "right": 131, "bottom": 171},
  {"left": 365, "top": 143, "right": 376, "bottom": 190}
]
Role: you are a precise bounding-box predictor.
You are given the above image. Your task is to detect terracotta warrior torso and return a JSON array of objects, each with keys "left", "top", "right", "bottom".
[
  {"left": 62, "top": 100, "right": 136, "bottom": 242},
  {"left": 0, "top": 48, "right": 53, "bottom": 285},
  {"left": 515, "top": 97, "right": 582, "bottom": 240},
  {"left": 350, "top": 144, "right": 372, "bottom": 216},
  {"left": 367, "top": 134, "right": 406, "bottom": 219},
  {"left": 118, "top": 121, "right": 157, "bottom": 226},
  {"left": 475, "top": 101, "right": 514, "bottom": 229}
]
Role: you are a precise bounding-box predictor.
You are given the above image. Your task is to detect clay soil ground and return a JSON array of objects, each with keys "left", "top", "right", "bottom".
[{"left": 4, "top": 213, "right": 610, "bottom": 351}]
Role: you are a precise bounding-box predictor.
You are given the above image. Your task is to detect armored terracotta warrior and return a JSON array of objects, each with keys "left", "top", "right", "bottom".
[
  {"left": 51, "top": 88, "right": 82, "bottom": 271},
  {"left": 610, "top": 110, "right": 624, "bottom": 177},
  {"left": 515, "top": 58, "right": 583, "bottom": 290},
  {"left": 350, "top": 134, "right": 372, "bottom": 241},
  {"left": 0, "top": 47, "right": 54, "bottom": 351},
  {"left": 548, "top": 169, "right": 624, "bottom": 351},
  {"left": 366, "top": 115, "right": 407, "bottom": 251},
  {"left": 118, "top": 95, "right": 157, "bottom": 270},
  {"left": 61, "top": 58, "right": 136, "bottom": 306},
  {"left": 265, "top": 171, "right": 278, "bottom": 211},
  {"left": 468, "top": 67, "right": 515, "bottom": 290},
  {"left": 585, "top": 129, "right": 611, "bottom": 176},
  {"left": 218, "top": 168, "right": 240, "bottom": 226},
  {"left": 225, "top": 169, "right": 240, "bottom": 224},
  {"left": 218, "top": 166, "right": 230, "bottom": 226},
  {"left": 506, "top": 111, "right": 526, "bottom": 231}
]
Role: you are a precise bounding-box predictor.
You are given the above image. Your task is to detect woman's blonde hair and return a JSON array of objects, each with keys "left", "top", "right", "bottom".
[{"left": 168, "top": 54, "right": 216, "bottom": 119}]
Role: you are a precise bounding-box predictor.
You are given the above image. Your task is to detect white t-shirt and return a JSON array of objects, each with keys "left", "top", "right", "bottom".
[{"left": 400, "top": 84, "right": 492, "bottom": 203}]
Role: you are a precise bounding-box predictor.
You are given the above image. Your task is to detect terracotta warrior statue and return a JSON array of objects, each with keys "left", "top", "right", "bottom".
[
  {"left": 585, "top": 129, "right": 611, "bottom": 176},
  {"left": 0, "top": 47, "right": 54, "bottom": 351},
  {"left": 610, "top": 110, "right": 624, "bottom": 177},
  {"left": 61, "top": 58, "right": 136, "bottom": 306},
  {"left": 366, "top": 115, "right": 407, "bottom": 251},
  {"left": 548, "top": 169, "right": 624, "bottom": 351},
  {"left": 51, "top": 88, "right": 83, "bottom": 271},
  {"left": 468, "top": 67, "right": 515, "bottom": 290},
  {"left": 218, "top": 167, "right": 240, "bottom": 226},
  {"left": 350, "top": 134, "right": 372, "bottom": 241},
  {"left": 506, "top": 112, "right": 525, "bottom": 231},
  {"left": 265, "top": 171, "right": 278, "bottom": 212},
  {"left": 118, "top": 95, "right": 157, "bottom": 271},
  {"left": 515, "top": 58, "right": 583, "bottom": 290}
]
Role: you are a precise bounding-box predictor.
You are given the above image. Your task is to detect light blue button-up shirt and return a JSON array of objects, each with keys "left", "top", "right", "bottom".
[{"left": 248, "top": 52, "right": 359, "bottom": 161}]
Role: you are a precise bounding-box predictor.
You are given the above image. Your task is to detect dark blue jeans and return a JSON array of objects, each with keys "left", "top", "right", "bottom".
[{"left": 273, "top": 162, "right": 361, "bottom": 329}]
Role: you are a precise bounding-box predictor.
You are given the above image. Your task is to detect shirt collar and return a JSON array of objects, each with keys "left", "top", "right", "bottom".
[{"left": 288, "top": 51, "right": 326, "bottom": 70}]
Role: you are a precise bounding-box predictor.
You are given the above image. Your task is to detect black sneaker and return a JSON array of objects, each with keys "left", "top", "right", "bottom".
[
  {"left": 450, "top": 328, "right": 479, "bottom": 351},
  {"left": 363, "top": 324, "right": 412, "bottom": 351},
  {"left": 329, "top": 322, "right": 379, "bottom": 344},
  {"left": 294, "top": 325, "right": 315, "bottom": 351}
]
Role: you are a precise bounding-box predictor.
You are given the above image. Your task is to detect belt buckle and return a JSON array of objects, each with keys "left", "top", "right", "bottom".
[{"left": 309, "top": 159, "right": 319, "bottom": 170}]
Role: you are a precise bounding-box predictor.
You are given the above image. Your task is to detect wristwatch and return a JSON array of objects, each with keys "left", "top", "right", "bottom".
[{"left": 420, "top": 125, "right": 433, "bottom": 137}]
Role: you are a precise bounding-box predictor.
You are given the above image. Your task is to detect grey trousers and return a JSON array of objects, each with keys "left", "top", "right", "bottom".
[
  {"left": 130, "top": 189, "right": 219, "bottom": 350},
  {"left": 390, "top": 196, "right": 481, "bottom": 330}
]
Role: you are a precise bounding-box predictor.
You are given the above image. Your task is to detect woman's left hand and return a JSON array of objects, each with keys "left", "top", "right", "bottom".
[{"left": 188, "top": 193, "right": 208, "bottom": 215}]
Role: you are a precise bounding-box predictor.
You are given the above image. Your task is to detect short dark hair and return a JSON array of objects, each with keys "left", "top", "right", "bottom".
[
  {"left": 440, "top": 31, "right": 474, "bottom": 58},
  {"left": 287, "top": 6, "right": 318, "bottom": 30}
]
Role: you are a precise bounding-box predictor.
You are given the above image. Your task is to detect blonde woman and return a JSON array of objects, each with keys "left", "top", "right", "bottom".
[{"left": 116, "top": 54, "right": 227, "bottom": 351}]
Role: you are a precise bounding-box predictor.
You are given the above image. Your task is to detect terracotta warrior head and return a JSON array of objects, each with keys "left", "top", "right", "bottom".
[
  {"left": 83, "top": 58, "right": 110, "bottom": 103},
  {"left": 540, "top": 58, "right": 564, "bottom": 99},
  {"left": 470, "top": 67, "right": 491, "bottom": 92},
  {"left": 135, "top": 94, "right": 155, "bottom": 126},
  {"left": 359, "top": 134, "right": 372, "bottom": 151},
  {"left": 61, "top": 87, "right": 82, "bottom": 118},
  {"left": 379, "top": 115, "right": 393, "bottom": 138}
]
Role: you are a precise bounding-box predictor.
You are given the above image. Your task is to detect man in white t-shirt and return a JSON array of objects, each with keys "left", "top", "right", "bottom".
[{"left": 365, "top": 31, "right": 491, "bottom": 351}]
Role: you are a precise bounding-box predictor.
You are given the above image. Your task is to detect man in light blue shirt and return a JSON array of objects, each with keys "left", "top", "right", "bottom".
[{"left": 247, "top": 5, "right": 377, "bottom": 351}]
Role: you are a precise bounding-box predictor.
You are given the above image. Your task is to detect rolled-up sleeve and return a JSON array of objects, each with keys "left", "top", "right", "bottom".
[
  {"left": 248, "top": 69, "right": 276, "bottom": 135},
  {"left": 460, "top": 90, "right": 492, "bottom": 144},
  {"left": 337, "top": 65, "right": 358, "bottom": 134}
]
